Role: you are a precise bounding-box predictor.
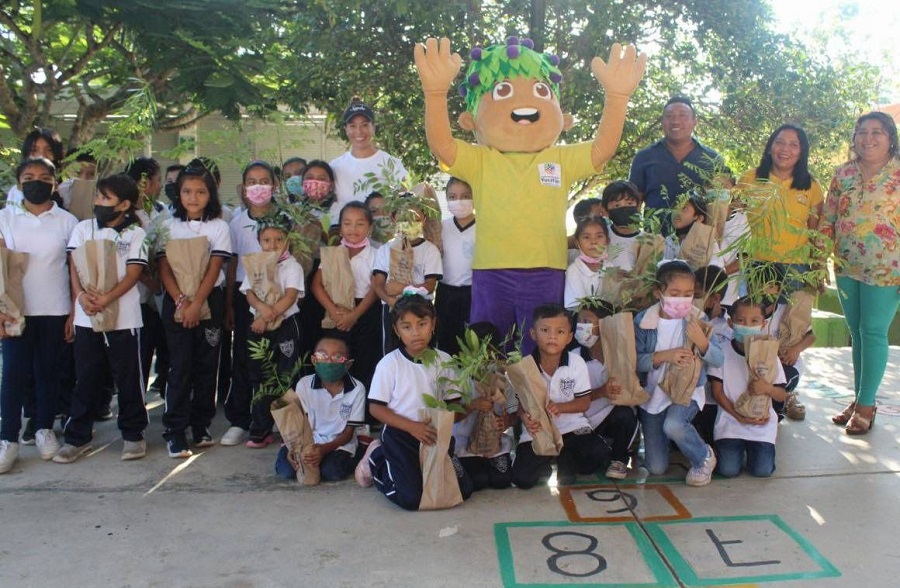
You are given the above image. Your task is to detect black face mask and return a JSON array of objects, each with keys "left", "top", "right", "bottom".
[
  {"left": 608, "top": 205, "right": 639, "bottom": 227},
  {"left": 164, "top": 183, "right": 179, "bottom": 203},
  {"left": 94, "top": 204, "right": 123, "bottom": 227},
  {"left": 22, "top": 180, "right": 53, "bottom": 205}
]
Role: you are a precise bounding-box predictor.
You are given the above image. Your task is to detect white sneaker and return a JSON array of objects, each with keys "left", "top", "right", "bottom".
[
  {"left": 686, "top": 445, "right": 717, "bottom": 487},
  {"left": 35, "top": 429, "right": 60, "bottom": 461},
  {"left": 219, "top": 426, "right": 249, "bottom": 446},
  {"left": 0, "top": 440, "right": 19, "bottom": 474},
  {"left": 605, "top": 460, "right": 628, "bottom": 480}
]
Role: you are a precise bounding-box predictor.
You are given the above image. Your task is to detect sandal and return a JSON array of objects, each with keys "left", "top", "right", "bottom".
[
  {"left": 831, "top": 401, "right": 856, "bottom": 426},
  {"left": 845, "top": 406, "right": 876, "bottom": 436}
]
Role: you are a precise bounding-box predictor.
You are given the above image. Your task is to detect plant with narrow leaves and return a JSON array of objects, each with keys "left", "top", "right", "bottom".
[{"left": 248, "top": 338, "right": 308, "bottom": 405}]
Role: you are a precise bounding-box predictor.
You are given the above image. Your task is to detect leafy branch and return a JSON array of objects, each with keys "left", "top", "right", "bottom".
[{"left": 248, "top": 338, "right": 308, "bottom": 405}]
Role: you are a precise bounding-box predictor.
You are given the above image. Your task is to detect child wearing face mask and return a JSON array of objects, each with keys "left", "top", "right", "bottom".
[
  {"left": 221, "top": 160, "right": 280, "bottom": 448},
  {"left": 365, "top": 192, "right": 392, "bottom": 246},
  {"left": 240, "top": 219, "right": 305, "bottom": 448},
  {"left": 575, "top": 303, "right": 639, "bottom": 480},
  {"left": 297, "top": 160, "right": 337, "bottom": 222},
  {"left": 634, "top": 261, "right": 723, "bottom": 486},
  {"left": 436, "top": 177, "right": 476, "bottom": 355},
  {"left": 0, "top": 158, "right": 78, "bottom": 474},
  {"left": 664, "top": 193, "right": 725, "bottom": 269},
  {"left": 707, "top": 296, "right": 787, "bottom": 478},
  {"left": 564, "top": 216, "right": 609, "bottom": 310},
  {"left": 602, "top": 181, "right": 643, "bottom": 272},
  {"left": 56, "top": 174, "right": 149, "bottom": 464}
]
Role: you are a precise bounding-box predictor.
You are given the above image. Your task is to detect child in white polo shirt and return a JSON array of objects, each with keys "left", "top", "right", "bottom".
[
  {"left": 240, "top": 217, "right": 305, "bottom": 448},
  {"left": 55, "top": 174, "right": 149, "bottom": 464},
  {"left": 0, "top": 158, "right": 78, "bottom": 473},
  {"left": 708, "top": 296, "right": 787, "bottom": 477},
  {"left": 436, "top": 177, "right": 476, "bottom": 355},
  {"left": 511, "top": 304, "right": 606, "bottom": 489},
  {"left": 274, "top": 335, "right": 366, "bottom": 481}
]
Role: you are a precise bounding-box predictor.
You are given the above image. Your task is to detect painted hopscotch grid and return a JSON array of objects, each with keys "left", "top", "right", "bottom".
[{"left": 559, "top": 483, "right": 691, "bottom": 523}]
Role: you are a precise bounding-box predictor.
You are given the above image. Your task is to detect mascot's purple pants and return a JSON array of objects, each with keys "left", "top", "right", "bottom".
[{"left": 469, "top": 268, "right": 565, "bottom": 356}]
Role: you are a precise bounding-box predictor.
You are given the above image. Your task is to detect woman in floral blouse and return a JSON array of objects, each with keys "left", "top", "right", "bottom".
[{"left": 823, "top": 111, "right": 900, "bottom": 435}]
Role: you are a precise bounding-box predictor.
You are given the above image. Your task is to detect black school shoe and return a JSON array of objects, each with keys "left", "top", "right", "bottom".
[
  {"left": 192, "top": 427, "right": 215, "bottom": 448},
  {"left": 167, "top": 433, "right": 193, "bottom": 459},
  {"left": 21, "top": 418, "right": 37, "bottom": 445}
]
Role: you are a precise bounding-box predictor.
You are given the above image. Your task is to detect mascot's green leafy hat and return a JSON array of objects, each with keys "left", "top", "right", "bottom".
[{"left": 458, "top": 36, "right": 563, "bottom": 114}]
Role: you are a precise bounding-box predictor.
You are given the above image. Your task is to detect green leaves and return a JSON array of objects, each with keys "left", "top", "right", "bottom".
[{"left": 248, "top": 338, "right": 308, "bottom": 405}]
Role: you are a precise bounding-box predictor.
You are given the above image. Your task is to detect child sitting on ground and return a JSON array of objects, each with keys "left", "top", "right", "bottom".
[
  {"left": 634, "top": 260, "right": 723, "bottom": 486},
  {"left": 511, "top": 304, "right": 606, "bottom": 488},
  {"left": 274, "top": 335, "right": 366, "bottom": 481},
  {"left": 708, "top": 296, "right": 787, "bottom": 478}
]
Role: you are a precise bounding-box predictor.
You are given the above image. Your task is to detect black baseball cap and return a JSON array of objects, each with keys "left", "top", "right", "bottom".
[{"left": 342, "top": 98, "right": 375, "bottom": 125}]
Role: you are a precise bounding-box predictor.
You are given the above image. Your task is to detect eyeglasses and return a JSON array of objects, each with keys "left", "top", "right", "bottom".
[{"left": 312, "top": 351, "right": 349, "bottom": 364}]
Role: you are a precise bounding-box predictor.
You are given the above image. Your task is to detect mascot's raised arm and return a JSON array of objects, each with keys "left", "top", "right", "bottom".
[{"left": 414, "top": 36, "right": 645, "bottom": 352}]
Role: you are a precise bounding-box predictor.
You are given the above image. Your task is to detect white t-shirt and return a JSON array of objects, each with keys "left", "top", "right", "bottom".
[
  {"left": 348, "top": 244, "right": 376, "bottom": 299},
  {"left": 67, "top": 219, "right": 147, "bottom": 330},
  {"left": 640, "top": 317, "right": 706, "bottom": 414},
  {"left": 296, "top": 373, "right": 366, "bottom": 455},
  {"left": 564, "top": 258, "right": 604, "bottom": 309},
  {"left": 606, "top": 226, "right": 641, "bottom": 272},
  {"left": 229, "top": 209, "right": 263, "bottom": 283},
  {"left": 452, "top": 410, "right": 512, "bottom": 459},
  {"left": 329, "top": 150, "right": 407, "bottom": 221},
  {"left": 583, "top": 356, "right": 614, "bottom": 429},
  {"left": 0, "top": 203, "right": 78, "bottom": 316},
  {"left": 373, "top": 238, "right": 443, "bottom": 298},
  {"left": 368, "top": 348, "right": 457, "bottom": 422},
  {"left": 519, "top": 350, "right": 592, "bottom": 442},
  {"left": 708, "top": 341, "right": 786, "bottom": 444},
  {"left": 440, "top": 217, "right": 476, "bottom": 287},
  {"left": 239, "top": 256, "right": 305, "bottom": 320},
  {"left": 159, "top": 217, "right": 232, "bottom": 287},
  {"left": 720, "top": 210, "right": 749, "bottom": 305}
]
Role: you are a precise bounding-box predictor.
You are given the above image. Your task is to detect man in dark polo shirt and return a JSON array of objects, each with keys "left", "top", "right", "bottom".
[{"left": 628, "top": 96, "right": 723, "bottom": 234}]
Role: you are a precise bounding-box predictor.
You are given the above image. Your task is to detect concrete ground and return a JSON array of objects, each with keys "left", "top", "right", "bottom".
[{"left": 1, "top": 347, "right": 898, "bottom": 587}]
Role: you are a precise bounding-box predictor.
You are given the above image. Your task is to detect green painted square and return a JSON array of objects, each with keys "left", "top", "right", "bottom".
[
  {"left": 645, "top": 514, "right": 841, "bottom": 586},
  {"left": 494, "top": 520, "right": 676, "bottom": 587}
]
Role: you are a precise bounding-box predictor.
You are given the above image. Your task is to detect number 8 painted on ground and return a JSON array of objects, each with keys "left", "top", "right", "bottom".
[{"left": 541, "top": 531, "right": 608, "bottom": 577}]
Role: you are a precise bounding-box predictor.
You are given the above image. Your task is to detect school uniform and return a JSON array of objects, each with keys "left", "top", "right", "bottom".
[
  {"left": 453, "top": 391, "right": 514, "bottom": 491},
  {"left": 707, "top": 341, "right": 786, "bottom": 477},
  {"left": 240, "top": 254, "right": 305, "bottom": 438},
  {"left": 606, "top": 226, "right": 642, "bottom": 272},
  {"left": 65, "top": 218, "right": 149, "bottom": 447},
  {"left": 135, "top": 208, "right": 170, "bottom": 393},
  {"left": 335, "top": 242, "right": 381, "bottom": 391},
  {"left": 582, "top": 353, "right": 638, "bottom": 465},
  {"left": 436, "top": 217, "right": 475, "bottom": 355},
  {"left": 563, "top": 258, "right": 604, "bottom": 310},
  {"left": 510, "top": 350, "right": 607, "bottom": 489},
  {"left": 0, "top": 203, "right": 77, "bottom": 442},
  {"left": 367, "top": 348, "right": 473, "bottom": 510},
  {"left": 634, "top": 304, "right": 723, "bottom": 476},
  {"left": 278, "top": 373, "right": 366, "bottom": 481},
  {"left": 158, "top": 216, "right": 232, "bottom": 441},
  {"left": 372, "top": 237, "right": 442, "bottom": 352}
]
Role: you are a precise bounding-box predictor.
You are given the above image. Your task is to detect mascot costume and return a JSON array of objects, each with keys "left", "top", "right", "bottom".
[{"left": 414, "top": 36, "right": 645, "bottom": 352}]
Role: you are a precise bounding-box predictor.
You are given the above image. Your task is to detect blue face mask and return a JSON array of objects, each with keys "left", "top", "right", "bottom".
[
  {"left": 285, "top": 175, "right": 303, "bottom": 196},
  {"left": 732, "top": 324, "right": 764, "bottom": 343}
]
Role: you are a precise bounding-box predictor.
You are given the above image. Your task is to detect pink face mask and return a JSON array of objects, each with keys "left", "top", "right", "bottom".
[
  {"left": 303, "top": 179, "right": 331, "bottom": 201},
  {"left": 341, "top": 237, "right": 369, "bottom": 249},
  {"left": 661, "top": 296, "right": 694, "bottom": 319},
  {"left": 245, "top": 184, "right": 273, "bottom": 207}
]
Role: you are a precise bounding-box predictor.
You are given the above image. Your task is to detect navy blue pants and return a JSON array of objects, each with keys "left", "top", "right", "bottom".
[
  {"left": 459, "top": 454, "right": 512, "bottom": 491},
  {"left": 370, "top": 426, "right": 473, "bottom": 511},
  {"left": 512, "top": 430, "right": 608, "bottom": 489},
  {"left": 248, "top": 314, "right": 301, "bottom": 438},
  {"left": 593, "top": 405, "right": 639, "bottom": 464},
  {"left": 224, "top": 287, "right": 252, "bottom": 430},
  {"left": 274, "top": 443, "right": 363, "bottom": 481},
  {"left": 0, "top": 315, "right": 67, "bottom": 442},
  {"left": 435, "top": 282, "right": 472, "bottom": 356}
]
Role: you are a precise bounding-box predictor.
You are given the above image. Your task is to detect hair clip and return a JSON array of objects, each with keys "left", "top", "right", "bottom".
[
  {"left": 401, "top": 286, "right": 429, "bottom": 298},
  {"left": 656, "top": 258, "right": 690, "bottom": 268}
]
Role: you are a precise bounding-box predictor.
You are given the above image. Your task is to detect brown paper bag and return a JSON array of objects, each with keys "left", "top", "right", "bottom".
[
  {"left": 633, "top": 234, "right": 665, "bottom": 276},
  {"left": 68, "top": 179, "right": 96, "bottom": 221},
  {"left": 270, "top": 390, "right": 320, "bottom": 485},
  {"left": 506, "top": 355, "right": 563, "bottom": 456},
  {"left": 734, "top": 335, "right": 779, "bottom": 419},
  {"left": 319, "top": 245, "right": 356, "bottom": 329},
  {"left": 0, "top": 246, "right": 28, "bottom": 336},
  {"left": 660, "top": 319, "right": 712, "bottom": 406},
  {"left": 419, "top": 407, "right": 463, "bottom": 510},
  {"left": 599, "top": 312, "right": 650, "bottom": 406},
  {"left": 166, "top": 237, "right": 211, "bottom": 322},
  {"left": 778, "top": 290, "right": 814, "bottom": 350},
  {"left": 412, "top": 182, "right": 443, "bottom": 252},
  {"left": 466, "top": 378, "right": 505, "bottom": 457},
  {"left": 293, "top": 220, "right": 325, "bottom": 278},
  {"left": 707, "top": 200, "right": 730, "bottom": 241},
  {"left": 389, "top": 237, "right": 415, "bottom": 287},
  {"left": 679, "top": 222, "right": 716, "bottom": 269},
  {"left": 241, "top": 251, "right": 284, "bottom": 331},
  {"left": 72, "top": 239, "right": 120, "bottom": 332}
]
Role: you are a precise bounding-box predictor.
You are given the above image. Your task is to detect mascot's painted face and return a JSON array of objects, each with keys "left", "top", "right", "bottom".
[{"left": 460, "top": 77, "right": 573, "bottom": 153}]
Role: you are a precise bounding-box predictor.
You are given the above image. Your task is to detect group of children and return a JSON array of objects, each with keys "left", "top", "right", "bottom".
[{"left": 0, "top": 125, "right": 816, "bottom": 516}]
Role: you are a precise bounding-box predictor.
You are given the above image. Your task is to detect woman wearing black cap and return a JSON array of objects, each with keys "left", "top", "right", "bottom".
[{"left": 328, "top": 97, "right": 408, "bottom": 224}]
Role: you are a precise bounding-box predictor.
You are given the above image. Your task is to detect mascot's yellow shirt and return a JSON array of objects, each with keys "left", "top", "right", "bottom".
[{"left": 447, "top": 140, "right": 598, "bottom": 271}]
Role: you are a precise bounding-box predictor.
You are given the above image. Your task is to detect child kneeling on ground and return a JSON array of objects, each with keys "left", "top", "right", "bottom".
[
  {"left": 708, "top": 296, "right": 787, "bottom": 477},
  {"left": 274, "top": 335, "right": 366, "bottom": 481}
]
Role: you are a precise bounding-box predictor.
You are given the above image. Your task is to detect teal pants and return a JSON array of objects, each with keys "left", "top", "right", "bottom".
[{"left": 837, "top": 276, "right": 900, "bottom": 406}]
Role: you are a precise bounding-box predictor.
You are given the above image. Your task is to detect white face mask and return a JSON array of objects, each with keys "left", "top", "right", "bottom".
[
  {"left": 447, "top": 199, "right": 474, "bottom": 219},
  {"left": 575, "top": 322, "right": 599, "bottom": 348}
]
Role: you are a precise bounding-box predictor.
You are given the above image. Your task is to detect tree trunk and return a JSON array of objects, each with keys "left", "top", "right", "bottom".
[
  {"left": 529, "top": 0, "right": 546, "bottom": 52},
  {"left": 68, "top": 102, "right": 110, "bottom": 149}
]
